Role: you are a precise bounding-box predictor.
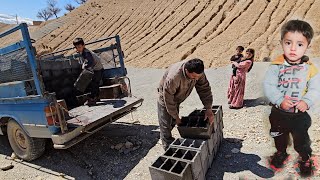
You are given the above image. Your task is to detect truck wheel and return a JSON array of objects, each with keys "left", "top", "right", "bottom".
[{"left": 7, "top": 120, "right": 46, "bottom": 161}]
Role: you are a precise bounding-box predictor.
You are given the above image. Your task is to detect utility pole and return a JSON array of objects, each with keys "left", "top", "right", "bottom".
[{"left": 15, "top": 14, "right": 18, "bottom": 24}]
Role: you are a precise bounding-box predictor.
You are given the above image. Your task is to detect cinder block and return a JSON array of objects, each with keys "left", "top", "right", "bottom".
[
  {"left": 177, "top": 105, "right": 223, "bottom": 139},
  {"left": 207, "top": 133, "right": 214, "bottom": 155},
  {"left": 99, "top": 84, "right": 122, "bottom": 99},
  {"left": 183, "top": 139, "right": 209, "bottom": 174},
  {"left": 216, "top": 122, "right": 224, "bottom": 144},
  {"left": 149, "top": 156, "right": 193, "bottom": 180},
  {"left": 76, "top": 93, "right": 90, "bottom": 105},
  {"left": 170, "top": 138, "right": 209, "bottom": 171},
  {"left": 207, "top": 126, "right": 222, "bottom": 155},
  {"left": 196, "top": 170, "right": 205, "bottom": 180},
  {"left": 170, "top": 138, "right": 184, "bottom": 147},
  {"left": 41, "top": 69, "right": 52, "bottom": 78},
  {"left": 214, "top": 141, "right": 219, "bottom": 156},
  {"left": 163, "top": 146, "right": 204, "bottom": 180},
  {"left": 208, "top": 134, "right": 222, "bottom": 169},
  {"left": 178, "top": 116, "right": 213, "bottom": 139},
  {"left": 51, "top": 70, "right": 64, "bottom": 77},
  {"left": 208, "top": 150, "right": 215, "bottom": 169}
]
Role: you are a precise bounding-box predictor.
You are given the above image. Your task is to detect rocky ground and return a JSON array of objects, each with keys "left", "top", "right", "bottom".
[{"left": 0, "top": 61, "right": 320, "bottom": 179}]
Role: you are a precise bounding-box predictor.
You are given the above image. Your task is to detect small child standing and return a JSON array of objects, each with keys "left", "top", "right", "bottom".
[
  {"left": 230, "top": 46, "right": 244, "bottom": 76},
  {"left": 264, "top": 20, "right": 320, "bottom": 176}
]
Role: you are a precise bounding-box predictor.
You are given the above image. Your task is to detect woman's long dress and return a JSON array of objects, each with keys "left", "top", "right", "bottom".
[{"left": 227, "top": 60, "right": 252, "bottom": 108}]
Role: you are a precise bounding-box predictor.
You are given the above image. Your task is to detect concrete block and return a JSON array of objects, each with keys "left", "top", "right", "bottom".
[
  {"left": 178, "top": 115, "right": 213, "bottom": 139},
  {"left": 214, "top": 141, "right": 219, "bottom": 157},
  {"left": 163, "top": 147, "right": 204, "bottom": 180},
  {"left": 41, "top": 69, "right": 52, "bottom": 78},
  {"left": 170, "top": 139, "right": 209, "bottom": 164},
  {"left": 195, "top": 169, "right": 205, "bottom": 180},
  {"left": 183, "top": 139, "right": 209, "bottom": 173},
  {"left": 51, "top": 69, "right": 64, "bottom": 77},
  {"left": 149, "top": 156, "right": 193, "bottom": 180},
  {"left": 216, "top": 122, "right": 224, "bottom": 144},
  {"left": 208, "top": 135, "right": 222, "bottom": 169},
  {"left": 170, "top": 138, "right": 184, "bottom": 146},
  {"left": 208, "top": 150, "right": 215, "bottom": 169},
  {"left": 76, "top": 93, "right": 90, "bottom": 105},
  {"left": 169, "top": 139, "right": 209, "bottom": 179},
  {"left": 177, "top": 105, "right": 223, "bottom": 139},
  {"left": 207, "top": 133, "right": 215, "bottom": 155},
  {"left": 99, "top": 84, "right": 122, "bottom": 99},
  {"left": 212, "top": 105, "right": 223, "bottom": 122}
]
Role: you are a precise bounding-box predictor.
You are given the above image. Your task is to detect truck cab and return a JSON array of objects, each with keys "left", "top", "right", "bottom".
[{"left": 0, "top": 23, "right": 143, "bottom": 161}]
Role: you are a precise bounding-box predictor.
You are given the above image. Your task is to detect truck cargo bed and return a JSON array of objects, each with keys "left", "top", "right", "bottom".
[{"left": 52, "top": 97, "right": 143, "bottom": 149}]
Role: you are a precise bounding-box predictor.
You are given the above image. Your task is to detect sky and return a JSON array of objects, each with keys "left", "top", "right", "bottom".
[{"left": 0, "top": 0, "right": 79, "bottom": 20}]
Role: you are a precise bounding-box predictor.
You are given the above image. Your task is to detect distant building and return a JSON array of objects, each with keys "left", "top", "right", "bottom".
[{"left": 32, "top": 21, "right": 43, "bottom": 26}]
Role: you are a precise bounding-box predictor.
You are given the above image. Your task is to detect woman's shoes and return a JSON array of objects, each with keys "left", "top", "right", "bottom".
[{"left": 229, "top": 105, "right": 243, "bottom": 109}]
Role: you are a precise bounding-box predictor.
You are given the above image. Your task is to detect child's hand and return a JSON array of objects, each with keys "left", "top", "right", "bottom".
[
  {"left": 296, "top": 100, "right": 308, "bottom": 112},
  {"left": 82, "top": 63, "right": 87, "bottom": 69},
  {"left": 280, "top": 99, "right": 294, "bottom": 110}
]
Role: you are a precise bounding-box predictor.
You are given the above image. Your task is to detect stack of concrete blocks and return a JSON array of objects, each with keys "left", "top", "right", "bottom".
[
  {"left": 149, "top": 105, "right": 223, "bottom": 180},
  {"left": 207, "top": 105, "right": 224, "bottom": 168},
  {"left": 39, "top": 58, "right": 81, "bottom": 107}
]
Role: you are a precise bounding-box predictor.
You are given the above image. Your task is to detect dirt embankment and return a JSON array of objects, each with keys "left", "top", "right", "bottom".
[
  {"left": 30, "top": 0, "right": 320, "bottom": 68},
  {"left": 1, "top": 0, "right": 320, "bottom": 68}
]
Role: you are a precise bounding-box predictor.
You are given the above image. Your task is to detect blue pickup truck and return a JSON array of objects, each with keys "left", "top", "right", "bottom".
[{"left": 0, "top": 23, "right": 143, "bottom": 161}]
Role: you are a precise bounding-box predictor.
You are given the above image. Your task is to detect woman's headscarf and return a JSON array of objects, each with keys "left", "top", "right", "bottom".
[{"left": 246, "top": 48, "right": 255, "bottom": 72}]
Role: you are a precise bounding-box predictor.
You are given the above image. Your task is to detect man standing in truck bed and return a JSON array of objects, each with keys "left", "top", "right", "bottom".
[{"left": 157, "top": 58, "right": 214, "bottom": 149}]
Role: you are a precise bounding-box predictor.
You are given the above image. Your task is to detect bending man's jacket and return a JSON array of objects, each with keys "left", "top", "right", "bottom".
[{"left": 158, "top": 60, "right": 213, "bottom": 120}]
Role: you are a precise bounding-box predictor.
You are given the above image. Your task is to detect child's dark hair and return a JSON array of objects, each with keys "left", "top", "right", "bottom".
[
  {"left": 236, "top": 46, "right": 244, "bottom": 52},
  {"left": 246, "top": 48, "right": 255, "bottom": 72},
  {"left": 185, "top": 58, "right": 204, "bottom": 74},
  {"left": 73, "top": 38, "right": 85, "bottom": 46},
  {"left": 281, "top": 20, "right": 314, "bottom": 44}
]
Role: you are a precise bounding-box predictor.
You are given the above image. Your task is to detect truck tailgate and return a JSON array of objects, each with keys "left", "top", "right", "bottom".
[{"left": 52, "top": 97, "right": 143, "bottom": 149}]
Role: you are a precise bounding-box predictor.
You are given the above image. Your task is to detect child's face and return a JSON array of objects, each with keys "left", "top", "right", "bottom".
[
  {"left": 75, "top": 44, "right": 85, "bottom": 53},
  {"left": 281, "top": 31, "right": 309, "bottom": 63},
  {"left": 236, "top": 49, "right": 242, "bottom": 55},
  {"left": 245, "top": 51, "right": 253, "bottom": 59}
]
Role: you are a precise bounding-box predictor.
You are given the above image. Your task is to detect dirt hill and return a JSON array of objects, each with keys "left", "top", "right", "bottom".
[{"left": 4, "top": 0, "right": 320, "bottom": 68}]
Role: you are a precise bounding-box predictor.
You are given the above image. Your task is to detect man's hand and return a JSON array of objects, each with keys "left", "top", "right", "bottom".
[
  {"left": 296, "top": 100, "right": 308, "bottom": 112},
  {"left": 280, "top": 99, "right": 294, "bottom": 110},
  {"left": 205, "top": 109, "right": 214, "bottom": 125}
]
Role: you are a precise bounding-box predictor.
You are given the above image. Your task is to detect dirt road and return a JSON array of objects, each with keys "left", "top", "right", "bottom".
[{"left": 0, "top": 61, "right": 320, "bottom": 179}]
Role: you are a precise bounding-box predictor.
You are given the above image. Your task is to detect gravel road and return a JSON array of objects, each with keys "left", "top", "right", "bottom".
[{"left": 0, "top": 61, "right": 319, "bottom": 180}]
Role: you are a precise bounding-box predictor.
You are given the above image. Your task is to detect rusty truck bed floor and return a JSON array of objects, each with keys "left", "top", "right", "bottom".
[{"left": 66, "top": 97, "right": 143, "bottom": 127}]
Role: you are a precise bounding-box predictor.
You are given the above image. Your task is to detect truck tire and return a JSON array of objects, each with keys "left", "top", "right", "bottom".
[{"left": 7, "top": 120, "right": 46, "bottom": 161}]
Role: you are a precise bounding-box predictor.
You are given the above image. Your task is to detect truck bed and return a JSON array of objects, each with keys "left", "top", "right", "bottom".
[{"left": 52, "top": 97, "right": 143, "bottom": 149}]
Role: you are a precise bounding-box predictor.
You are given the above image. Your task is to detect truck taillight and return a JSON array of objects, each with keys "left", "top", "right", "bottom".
[{"left": 44, "top": 105, "right": 59, "bottom": 126}]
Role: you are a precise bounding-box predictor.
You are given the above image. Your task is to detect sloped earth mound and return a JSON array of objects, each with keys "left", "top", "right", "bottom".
[{"left": 25, "top": 0, "right": 320, "bottom": 68}]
